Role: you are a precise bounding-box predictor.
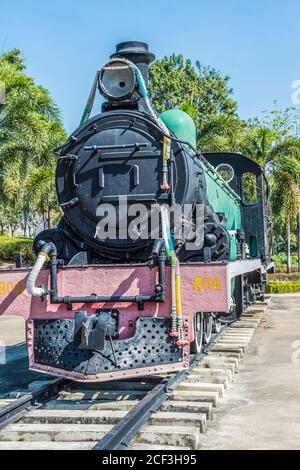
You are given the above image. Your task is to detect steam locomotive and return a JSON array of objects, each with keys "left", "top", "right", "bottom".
[{"left": 0, "top": 42, "right": 272, "bottom": 381}]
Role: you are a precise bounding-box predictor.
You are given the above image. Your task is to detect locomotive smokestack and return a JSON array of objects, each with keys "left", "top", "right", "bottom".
[{"left": 110, "top": 41, "right": 155, "bottom": 86}]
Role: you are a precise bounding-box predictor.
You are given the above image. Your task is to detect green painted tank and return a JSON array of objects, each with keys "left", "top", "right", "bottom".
[{"left": 160, "top": 109, "right": 197, "bottom": 148}]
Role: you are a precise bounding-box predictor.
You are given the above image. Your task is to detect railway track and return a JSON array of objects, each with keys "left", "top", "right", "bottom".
[{"left": 0, "top": 300, "right": 269, "bottom": 450}]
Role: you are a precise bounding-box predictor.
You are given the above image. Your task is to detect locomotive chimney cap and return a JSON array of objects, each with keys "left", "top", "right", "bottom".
[{"left": 110, "top": 41, "right": 155, "bottom": 63}]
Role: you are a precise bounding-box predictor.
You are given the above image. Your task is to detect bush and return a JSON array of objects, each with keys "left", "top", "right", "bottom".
[
  {"left": 272, "top": 252, "right": 298, "bottom": 266},
  {"left": 274, "top": 264, "right": 299, "bottom": 273},
  {"left": 0, "top": 236, "right": 34, "bottom": 261},
  {"left": 269, "top": 273, "right": 300, "bottom": 282},
  {"left": 266, "top": 281, "right": 300, "bottom": 294}
]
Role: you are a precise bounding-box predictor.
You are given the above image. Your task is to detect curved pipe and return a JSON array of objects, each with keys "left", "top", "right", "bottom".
[
  {"left": 26, "top": 253, "right": 49, "bottom": 297},
  {"left": 26, "top": 242, "right": 56, "bottom": 298}
]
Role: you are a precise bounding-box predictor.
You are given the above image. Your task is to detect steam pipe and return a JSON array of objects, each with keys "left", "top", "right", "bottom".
[
  {"left": 26, "top": 242, "right": 56, "bottom": 297},
  {"left": 48, "top": 242, "right": 166, "bottom": 307}
]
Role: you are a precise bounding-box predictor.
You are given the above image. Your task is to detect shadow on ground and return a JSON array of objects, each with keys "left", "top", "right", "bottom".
[{"left": 0, "top": 343, "right": 51, "bottom": 397}]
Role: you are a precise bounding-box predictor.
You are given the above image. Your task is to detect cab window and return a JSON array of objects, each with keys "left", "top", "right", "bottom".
[{"left": 242, "top": 172, "right": 257, "bottom": 205}]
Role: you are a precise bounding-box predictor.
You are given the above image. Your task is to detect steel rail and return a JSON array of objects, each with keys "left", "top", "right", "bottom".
[
  {"left": 94, "top": 325, "right": 227, "bottom": 450},
  {"left": 0, "top": 325, "right": 228, "bottom": 448},
  {"left": 0, "top": 379, "right": 68, "bottom": 431}
]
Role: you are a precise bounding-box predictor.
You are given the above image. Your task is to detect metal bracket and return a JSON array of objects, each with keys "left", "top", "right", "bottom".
[{"left": 74, "top": 309, "right": 119, "bottom": 351}]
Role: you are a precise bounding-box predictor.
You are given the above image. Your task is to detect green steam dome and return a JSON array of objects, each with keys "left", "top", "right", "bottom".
[{"left": 160, "top": 109, "right": 197, "bottom": 148}]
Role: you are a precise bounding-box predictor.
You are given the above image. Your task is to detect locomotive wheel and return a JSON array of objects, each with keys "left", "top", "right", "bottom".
[
  {"left": 190, "top": 312, "right": 204, "bottom": 354},
  {"left": 203, "top": 313, "right": 213, "bottom": 344}
]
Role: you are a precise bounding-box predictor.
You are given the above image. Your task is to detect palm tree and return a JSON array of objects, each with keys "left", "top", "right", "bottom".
[
  {"left": 24, "top": 164, "right": 58, "bottom": 229},
  {"left": 0, "top": 49, "right": 66, "bottom": 236},
  {"left": 197, "top": 114, "right": 245, "bottom": 152},
  {"left": 271, "top": 171, "right": 300, "bottom": 272}
]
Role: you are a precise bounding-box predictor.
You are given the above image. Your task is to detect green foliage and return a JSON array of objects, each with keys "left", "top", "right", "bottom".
[
  {"left": 240, "top": 105, "right": 300, "bottom": 258},
  {"left": 0, "top": 236, "right": 34, "bottom": 261},
  {"left": 0, "top": 48, "right": 25, "bottom": 71},
  {"left": 272, "top": 229, "right": 298, "bottom": 253},
  {"left": 197, "top": 114, "right": 245, "bottom": 152},
  {"left": 272, "top": 252, "right": 298, "bottom": 265},
  {"left": 148, "top": 54, "right": 243, "bottom": 152},
  {"left": 241, "top": 107, "right": 300, "bottom": 172},
  {"left": 242, "top": 172, "right": 258, "bottom": 204},
  {"left": 269, "top": 273, "right": 300, "bottom": 281},
  {"left": 0, "top": 202, "right": 23, "bottom": 235},
  {"left": 271, "top": 172, "right": 300, "bottom": 227},
  {"left": 272, "top": 253, "right": 299, "bottom": 273},
  {"left": 149, "top": 55, "right": 237, "bottom": 115},
  {"left": 24, "top": 163, "right": 59, "bottom": 226},
  {"left": 273, "top": 265, "right": 299, "bottom": 273},
  {"left": 0, "top": 48, "right": 66, "bottom": 235}
]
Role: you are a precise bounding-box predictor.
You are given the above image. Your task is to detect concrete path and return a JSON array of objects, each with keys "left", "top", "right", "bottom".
[
  {"left": 0, "top": 315, "right": 25, "bottom": 346},
  {"left": 201, "top": 295, "right": 300, "bottom": 450}
]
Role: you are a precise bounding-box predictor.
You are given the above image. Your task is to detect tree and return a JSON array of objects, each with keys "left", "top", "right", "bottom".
[
  {"left": 0, "top": 203, "right": 22, "bottom": 236},
  {"left": 271, "top": 172, "right": 300, "bottom": 271},
  {"left": 197, "top": 114, "right": 245, "bottom": 152},
  {"left": 149, "top": 55, "right": 237, "bottom": 116},
  {"left": 0, "top": 49, "right": 66, "bottom": 236},
  {"left": 24, "top": 164, "right": 58, "bottom": 229}
]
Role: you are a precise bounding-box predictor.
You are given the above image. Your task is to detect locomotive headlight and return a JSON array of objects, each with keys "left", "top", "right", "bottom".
[{"left": 98, "top": 59, "right": 136, "bottom": 100}]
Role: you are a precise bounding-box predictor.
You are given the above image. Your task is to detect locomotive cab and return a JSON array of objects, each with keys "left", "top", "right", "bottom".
[{"left": 204, "top": 152, "right": 273, "bottom": 262}]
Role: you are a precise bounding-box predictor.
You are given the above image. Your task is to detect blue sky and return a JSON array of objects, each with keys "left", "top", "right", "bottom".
[{"left": 0, "top": 0, "right": 299, "bottom": 133}]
